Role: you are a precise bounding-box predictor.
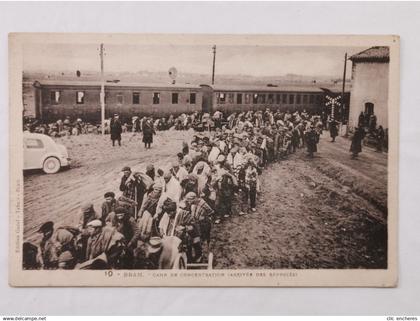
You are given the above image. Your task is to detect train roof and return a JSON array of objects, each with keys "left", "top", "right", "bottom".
[
  {"left": 30, "top": 80, "right": 348, "bottom": 93},
  {"left": 33, "top": 80, "right": 202, "bottom": 90},
  {"left": 201, "top": 84, "right": 335, "bottom": 93}
]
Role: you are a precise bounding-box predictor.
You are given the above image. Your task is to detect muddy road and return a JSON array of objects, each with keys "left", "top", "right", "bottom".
[{"left": 24, "top": 130, "right": 387, "bottom": 269}]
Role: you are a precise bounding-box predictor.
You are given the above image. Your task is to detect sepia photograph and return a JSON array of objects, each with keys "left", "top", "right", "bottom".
[{"left": 9, "top": 33, "right": 399, "bottom": 286}]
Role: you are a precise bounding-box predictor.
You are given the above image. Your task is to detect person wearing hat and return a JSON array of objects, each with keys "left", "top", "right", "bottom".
[
  {"left": 37, "top": 221, "right": 77, "bottom": 269},
  {"left": 37, "top": 221, "right": 59, "bottom": 269},
  {"left": 171, "top": 160, "right": 188, "bottom": 184},
  {"left": 119, "top": 168, "right": 147, "bottom": 217},
  {"left": 110, "top": 113, "right": 122, "bottom": 147},
  {"left": 158, "top": 198, "right": 178, "bottom": 236},
  {"left": 145, "top": 164, "right": 155, "bottom": 181},
  {"left": 173, "top": 201, "right": 203, "bottom": 263},
  {"left": 226, "top": 145, "right": 238, "bottom": 170},
  {"left": 142, "top": 117, "right": 155, "bottom": 149},
  {"left": 137, "top": 182, "right": 163, "bottom": 239},
  {"left": 133, "top": 116, "right": 141, "bottom": 133},
  {"left": 105, "top": 206, "right": 140, "bottom": 250},
  {"left": 185, "top": 192, "right": 214, "bottom": 248},
  {"left": 304, "top": 124, "right": 319, "bottom": 158},
  {"left": 119, "top": 166, "right": 132, "bottom": 192},
  {"left": 156, "top": 170, "right": 182, "bottom": 217},
  {"left": 142, "top": 181, "right": 163, "bottom": 212},
  {"left": 350, "top": 126, "right": 366, "bottom": 159},
  {"left": 85, "top": 219, "right": 125, "bottom": 263},
  {"left": 242, "top": 158, "right": 259, "bottom": 214},
  {"left": 291, "top": 123, "right": 301, "bottom": 153},
  {"left": 192, "top": 161, "right": 211, "bottom": 196},
  {"left": 78, "top": 202, "right": 101, "bottom": 233},
  {"left": 77, "top": 202, "right": 101, "bottom": 261},
  {"left": 214, "top": 170, "right": 236, "bottom": 223},
  {"left": 208, "top": 142, "right": 221, "bottom": 164},
  {"left": 329, "top": 118, "right": 339, "bottom": 143},
  {"left": 101, "top": 192, "right": 119, "bottom": 224},
  {"left": 214, "top": 154, "right": 232, "bottom": 176}
]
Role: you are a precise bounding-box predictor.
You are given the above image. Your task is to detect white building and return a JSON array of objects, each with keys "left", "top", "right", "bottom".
[{"left": 348, "top": 46, "right": 390, "bottom": 129}]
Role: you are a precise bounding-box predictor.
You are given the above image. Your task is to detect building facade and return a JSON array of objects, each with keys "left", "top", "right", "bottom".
[{"left": 348, "top": 46, "right": 390, "bottom": 129}]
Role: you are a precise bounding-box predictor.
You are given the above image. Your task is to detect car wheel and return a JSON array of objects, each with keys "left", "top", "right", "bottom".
[{"left": 43, "top": 157, "right": 61, "bottom": 174}]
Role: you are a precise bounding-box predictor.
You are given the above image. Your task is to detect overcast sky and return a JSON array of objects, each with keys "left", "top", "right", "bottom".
[{"left": 23, "top": 43, "right": 365, "bottom": 78}]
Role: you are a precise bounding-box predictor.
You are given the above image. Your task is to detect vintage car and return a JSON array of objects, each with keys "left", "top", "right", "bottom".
[{"left": 23, "top": 132, "right": 70, "bottom": 174}]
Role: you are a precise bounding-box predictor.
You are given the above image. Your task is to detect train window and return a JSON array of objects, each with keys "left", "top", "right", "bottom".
[
  {"left": 76, "top": 91, "right": 85, "bottom": 104},
  {"left": 268, "top": 94, "right": 274, "bottom": 104},
  {"left": 276, "top": 94, "right": 281, "bottom": 104},
  {"left": 245, "top": 94, "right": 251, "bottom": 104},
  {"left": 237, "top": 93, "right": 242, "bottom": 104},
  {"left": 227, "top": 93, "right": 234, "bottom": 103},
  {"left": 289, "top": 94, "right": 294, "bottom": 104},
  {"left": 309, "top": 94, "right": 315, "bottom": 104},
  {"left": 153, "top": 92, "right": 160, "bottom": 104},
  {"left": 315, "top": 95, "right": 322, "bottom": 104},
  {"left": 282, "top": 94, "right": 287, "bottom": 104},
  {"left": 258, "top": 94, "right": 266, "bottom": 104},
  {"left": 172, "top": 93, "right": 179, "bottom": 104},
  {"left": 303, "top": 95, "right": 308, "bottom": 104},
  {"left": 117, "top": 93, "right": 123, "bottom": 105},
  {"left": 219, "top": 93, "right": 226, "bottom": 104},
  {"left": 253, "top": 94, "right": 258, "bottom": 104},
  {"left": 296, "top": 94, "right": 301, "bottom": 104},
  {"left": 132, "top": 92, "right": 140, "bottom": 104},
  {"left": 50, "top": 91, "right": 60, "bottom": 104},
  {"left": 190, "top": 93, "right": 196, "bottom": 104}
]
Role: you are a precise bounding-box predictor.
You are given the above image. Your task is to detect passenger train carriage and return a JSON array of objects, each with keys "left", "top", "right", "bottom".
[{"left": 23, "top": 80, "right": 350, "bottom": 122}]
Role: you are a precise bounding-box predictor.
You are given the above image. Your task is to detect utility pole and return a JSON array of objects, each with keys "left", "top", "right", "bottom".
[
  {"left": 212, "top": 45, "right": 216, "bottom": 85},
  {"left": 100, "top": 43, "right": 105, "bottom": 135}
]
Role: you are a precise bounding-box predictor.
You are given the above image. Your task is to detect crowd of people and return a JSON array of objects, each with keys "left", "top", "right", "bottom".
[
  {"left": 357, "top": 111, "right": 389, "bottom": 153},
  {"left": 22, "top": 108, "right": 387, "bottom": 270}
]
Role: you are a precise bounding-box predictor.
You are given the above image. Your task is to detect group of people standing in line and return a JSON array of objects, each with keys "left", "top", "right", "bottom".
[{"left": 23, "top": 108, "right": 386, "bottom": 270}]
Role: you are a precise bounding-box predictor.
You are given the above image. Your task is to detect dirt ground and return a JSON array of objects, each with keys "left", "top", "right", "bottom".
[{"left": 23, "top": 129, "right": 388, "bottom": 269}]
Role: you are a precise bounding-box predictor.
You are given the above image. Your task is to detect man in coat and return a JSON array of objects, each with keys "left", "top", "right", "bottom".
[
  {"left": 304, "top": 125, "right": 319, "bottom": 158},
  {"left": 78, "top": 202, "right": 101, "bottom": 234},
  {"left": 110, "top": 114, "right": 122, "bottom": 147},
  {"left": 329, "top": 118, "right": 339, "bottom": 142},
  {"left": 85, "top": 220, "right": 125, "bottom": 263},
  {"left": 350, "top": 126, "right": 366, "bottom": 159},
  {"left": 119, "top": 167, "right": 147, "bottom": 217},
  {"left": 105, "top": 207, "right": 141, "bottom": 249},
  {"left": 37, "top": 221, "right": 78, "bottom": 269},
  {"left": 142, "top": 118, "right": 155, "bottom": 149},
  {"left": 101, "top": 192, "right": 119, "bottom": 224},
  {"left": 185, "top": 192, "right": 214, "bottom": 248},
  {"left": 376, "top": 126, "right": 385, "bottom": 152}
]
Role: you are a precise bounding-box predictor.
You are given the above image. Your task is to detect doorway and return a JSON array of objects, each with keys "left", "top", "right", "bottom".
[{"left": 365, "top": 102, "right": 374, "bottom": 116}]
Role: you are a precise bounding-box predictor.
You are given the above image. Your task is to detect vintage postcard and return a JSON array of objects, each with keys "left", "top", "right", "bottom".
[{"left": 9, "top": 33, "right": 399, "bottom": 286}]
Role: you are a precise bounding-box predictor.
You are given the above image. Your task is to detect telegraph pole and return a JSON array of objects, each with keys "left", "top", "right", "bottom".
[
  {"left": 212, "top": 45, "right": 216, "bottom": 85},
  {"left": 100, "top": 43, "right": 105, "bottom": 135}
]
